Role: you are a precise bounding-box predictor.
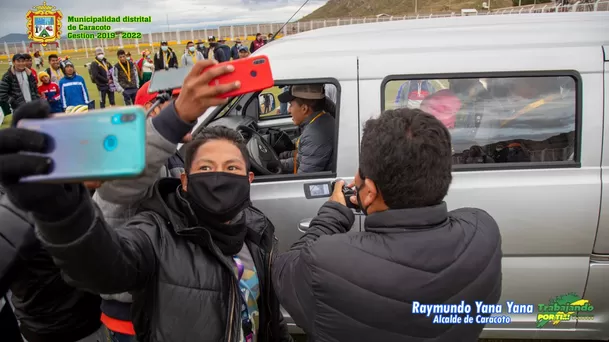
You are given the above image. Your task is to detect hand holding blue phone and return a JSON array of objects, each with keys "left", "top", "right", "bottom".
[
  {"left": 0, "top": 100, "right": 85, "bottom": 221},
  {"left": 15, "top": 105, "right": 146, "bottom": 183}
]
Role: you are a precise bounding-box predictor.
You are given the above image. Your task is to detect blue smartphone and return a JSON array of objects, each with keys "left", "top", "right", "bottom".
[{"left": 17, "top": 106, "right": 147, "bottom": 183}]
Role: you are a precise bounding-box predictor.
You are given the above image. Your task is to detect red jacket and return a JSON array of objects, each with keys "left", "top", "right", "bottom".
[
  {"left": 250, "top": 39, "right": 265, "bottom": 53},
  {"left": 38, "top": 82, "right": 62, "bottom": 113},
  {"left": 30, "top": 68, "right": 37, "bottom": 83}
]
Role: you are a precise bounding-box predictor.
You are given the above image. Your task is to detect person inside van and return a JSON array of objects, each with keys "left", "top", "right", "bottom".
[
  {"left": 276, "top": 84, "right": 335, "bottom": 174},
  {"left": 272, "top": 108, "right": 502, "bottom": 342}
]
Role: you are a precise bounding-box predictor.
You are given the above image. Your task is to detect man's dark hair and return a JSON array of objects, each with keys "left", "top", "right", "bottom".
[
  {"left": 360, "top": 108, "right": 452, "bottom": 209},
  {"left": 23, "top": 54, "right": 32, "bottom": 60},
  {"left": 186, "top": 41, "right": 193, "bottom": 46},
  {"left": 294, "top": 98, "right": 325, "bottom": 112},
  {"left": 48, "top": 54, "right": 58, "bottom": 62},
  {"left": 184, "top": 126, "right": 250, "bottom": 174},
  {"left": 117, "top": 49, "right": 126, "bottom": 57}
]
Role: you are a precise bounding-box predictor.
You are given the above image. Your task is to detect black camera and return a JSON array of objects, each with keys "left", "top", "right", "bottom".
[{"left": 330, "top": 180, "right": 359, "bottom": 210}]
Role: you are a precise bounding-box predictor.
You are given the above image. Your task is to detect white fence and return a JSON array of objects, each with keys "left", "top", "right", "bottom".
[{"left": 3, "top": 0, "right": 608, "bottom": 57}]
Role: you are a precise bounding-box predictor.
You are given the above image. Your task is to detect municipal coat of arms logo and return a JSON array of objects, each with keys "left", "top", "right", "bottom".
[{"left": 26, "top": 1, "right": 63, "bottom": 47}]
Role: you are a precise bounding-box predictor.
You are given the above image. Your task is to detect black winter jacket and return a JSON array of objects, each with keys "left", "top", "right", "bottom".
[
  {"left": 0, "top": 193, "right": 101, "bottom": 342},
  {"left": 89, "top": 58, "right": 112, "bottom": 90},
  {"left": 153, "top": 48, "right": 179, "bottom": 71},
  {"left": 0, "top": 67, "right": 40, "bottom": 111},
  {"left": 272, "top": 201, "right": 503, "bottom": 342},
  {"left": 35, "top": 178, "right": 292, "bottom": 342}
]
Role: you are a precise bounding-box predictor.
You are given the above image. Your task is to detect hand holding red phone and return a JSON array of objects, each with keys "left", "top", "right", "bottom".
[{"left": 174, "top": 60, "right": 241, "bottom": 122}]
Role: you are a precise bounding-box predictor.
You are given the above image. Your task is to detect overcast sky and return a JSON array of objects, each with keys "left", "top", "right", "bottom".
[{"left": 0, "top": 0, "right": 328, "bottom": 37}]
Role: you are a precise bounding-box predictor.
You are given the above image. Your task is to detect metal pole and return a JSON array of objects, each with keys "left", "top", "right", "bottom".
[
  {"left": 83, "top": 39, "right": 89, "bottom": 58},
  {"left": 415, "top": 0, "right": 418, "bottom": 13},
  {"left": 3, "top": 42, "right": 9, "bottom": 60}
]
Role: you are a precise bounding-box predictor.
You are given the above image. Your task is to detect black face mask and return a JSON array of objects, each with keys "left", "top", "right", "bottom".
[{"left": 186, "top": 172, "right": 251, "bottom": 223}]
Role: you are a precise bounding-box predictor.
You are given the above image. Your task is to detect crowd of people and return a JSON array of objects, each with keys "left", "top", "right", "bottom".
[
  {"left": 0, "top": 33, "right": 268, "bottom": 121},
  {"left": 0, "top": 31, "right": 503, "bottom": 342}
]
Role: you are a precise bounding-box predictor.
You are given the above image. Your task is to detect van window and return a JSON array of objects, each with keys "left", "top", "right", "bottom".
[
  {"left": 383, "top": 76, "right": 577, "bottom": 166},
  {"left": 239, "top": 82, "right": 340, "bottom": 181}
]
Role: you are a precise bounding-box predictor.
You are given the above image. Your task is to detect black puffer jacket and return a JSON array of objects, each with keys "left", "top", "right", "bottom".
[
  {"left": 273, "top": 201, "right": 503, "bottom": 342},
  {"left": 0, "top": 66, "right": 40, "bottom": 111},
  {"left": 35, "top": 178, "right": 292, "bottom": 342},
  {"left": 0, "top": 193, "right": 102, "bottom": 342}
]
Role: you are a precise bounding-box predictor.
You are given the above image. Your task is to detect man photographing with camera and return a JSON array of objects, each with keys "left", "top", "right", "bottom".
[{"left": 272, "top": 108, "right": 503, "bottom": 342}]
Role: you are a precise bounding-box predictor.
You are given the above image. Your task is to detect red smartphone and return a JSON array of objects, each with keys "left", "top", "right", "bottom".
[{"left": 207, "top": 55, "right": 274, "bottom": 98}]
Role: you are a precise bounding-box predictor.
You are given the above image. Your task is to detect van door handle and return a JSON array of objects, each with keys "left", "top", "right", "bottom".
[{"left": 298, "top": 219, "right": 311, "bottom": 233}]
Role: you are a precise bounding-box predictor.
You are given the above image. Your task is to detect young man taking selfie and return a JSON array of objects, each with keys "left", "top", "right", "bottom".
[{"left": 0, "top": 60, "right": 292, "bottom": 342}]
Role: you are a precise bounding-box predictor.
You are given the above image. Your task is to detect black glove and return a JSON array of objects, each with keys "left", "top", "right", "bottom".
[{"left": 0, "top": 100, "right": 83, "bottom": 221}]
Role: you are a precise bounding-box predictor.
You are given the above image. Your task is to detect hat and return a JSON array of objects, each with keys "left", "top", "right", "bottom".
[
  {"left": 63, "top": 60, "right": 74, "bottom": 67},
  {"left": 207, "top": 35, "right": 216, "bottom": 42},
  {"left": 238, "top": 46, "right": 248, "bottom": 52},
  {"left": 235, "top": 39, "right": 242, "bottom": 43},
  {"left": 278, "top": 84, "right": 325, "bottom": 103},
  {"left": 12, "top": 54, "right": 24, "bottom": 61},
  {"left": 65, "top": 105, "right": 89, "bottom": 114},
  {"left": 160, "top": 41, "right": 168, "bottom": 45},
  {"left": 419, "top": 89, "right": 461, "bottom": 129},
  {"left": 38, "top": 71, "right": 50, "bottom": 81},
  {"left": 95, "top": 47, "right": 103, "bottom": 55}
]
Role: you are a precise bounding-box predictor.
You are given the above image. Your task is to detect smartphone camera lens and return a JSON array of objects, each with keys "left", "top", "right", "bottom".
[
  {"left": 121, "top": 114, "right": 136, "bottom": 122},
  {"left": 103, "top": 135, "right": 118, "bottom": 151},
  {"left": 250, "top": 70, "right": 257, "bottom": 77}
]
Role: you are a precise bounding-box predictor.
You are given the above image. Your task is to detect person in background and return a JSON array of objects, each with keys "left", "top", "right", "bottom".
[
  {"left": 207, "top": 36, "right": 227, "bottom": 62},
  {"left": 33, "top": 51, "right": 43, "bottom": 70},
  {"left": 250, "top": 33, "right": 265, "bottom": 53},
  {"left": 23, "top": 54, "right": 37, "bottom": 82},
  {"left": 238, "top": 46, "right": 250, "bottom": 59},
  {"left": 90, "top": 47, "right": 115, "bottom": 109},
  {"left": 113, "top": 49, "right": 139, "bottom": 106},
  {"left": 46, "top": 54, "right": 64, "bottom": 83},
  {"left": 59, "top": 60, "right": 90, "bottom": 110},
  {"left": 181, "top": 41, "right": 205, "bottom": 67},
  {"left": 0, "top": 54, "right": 40, "bottom": 112},
  {"left": 272, "top": 108, "right": 502, "bottom": 342},
  {"left": 195, "top": 39, "right": 208, "bottom": 59},
  {"left": 140, "top": 51, "right": 155, "bottom": 85},
  {"left": 217, "top": 39, "right": 231, "bottom": 61},
  {"left": 419, "top": 89, "right": 462, "bottom": 129},
  {"left": 231, "top": 39, "right": 243, "bottom": 59},
  {"left": 37, "top": 71, "right": 62, "bottom": 113},
  {"left": 126, "top": 52, "right": 132, "bottom": 62},
  {"left": 154, "top": 41, "right": 178, "bottom": 71},
  {"left": 394, "top": 79, "right": 437, "bottom": 109}
]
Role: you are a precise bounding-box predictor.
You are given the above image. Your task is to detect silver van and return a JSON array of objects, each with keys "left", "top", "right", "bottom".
[{"left": 189, "top": 12, "right": 609, "bottom": 340}]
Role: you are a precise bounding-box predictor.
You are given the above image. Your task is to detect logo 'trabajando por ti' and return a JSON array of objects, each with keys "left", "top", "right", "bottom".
[
  {"left": 26, "top": 1, "right": 63, "bottom": 48},
  {"left": 536, "top": 293, "right": 594, "bottom": 328}
]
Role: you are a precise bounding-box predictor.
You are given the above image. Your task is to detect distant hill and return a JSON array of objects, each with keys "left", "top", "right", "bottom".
[
  {"left": 301, "top": 0, "right": 515, "bottom": 20},
  {"left": 0, "top": 33, "right": 30, "bottom": 44}
]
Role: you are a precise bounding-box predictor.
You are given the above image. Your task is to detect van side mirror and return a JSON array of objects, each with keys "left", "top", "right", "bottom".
[{"left": 259, "top": 92, "right": 277, "bottom": 116}]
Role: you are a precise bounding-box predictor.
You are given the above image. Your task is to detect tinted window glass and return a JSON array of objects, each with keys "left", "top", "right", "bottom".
[{"left": 384, "top": 76, "right": 577, "bottom": 165}]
